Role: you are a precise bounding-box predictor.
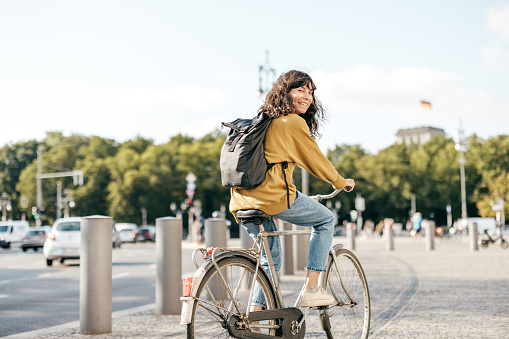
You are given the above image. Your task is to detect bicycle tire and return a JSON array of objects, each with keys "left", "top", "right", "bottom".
[
  {"left": 188, "top": 256, "right": 278, "bottom": 338},
  {"left": 501, "top": 239, "right": 508, "bottom": 249},
  {"left": 323, "top": 248, "right": 370, "bottom": 339}
]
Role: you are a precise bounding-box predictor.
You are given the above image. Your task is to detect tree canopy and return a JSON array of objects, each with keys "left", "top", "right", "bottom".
[{"left": 1, "top": 131, "right": 507, "bottom": 233}]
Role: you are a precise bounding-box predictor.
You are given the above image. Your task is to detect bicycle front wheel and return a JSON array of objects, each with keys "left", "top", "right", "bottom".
[
  {"left": 324, "top": 248, "right": 370, "bottom": 339},
  {"left": 188, "top": 255, "right": 277, "bottom": 338},
  {"left": 501, "top": 239, "right": 508, "bottom": 249}
]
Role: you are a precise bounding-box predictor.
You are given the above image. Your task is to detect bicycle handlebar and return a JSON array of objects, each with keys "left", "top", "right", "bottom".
[{"left": 309, "top": 187, "right": 351, "bottom": 202}]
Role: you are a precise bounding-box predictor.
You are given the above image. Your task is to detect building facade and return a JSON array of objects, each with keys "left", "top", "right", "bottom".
[{"left": 396, "top": 126, "right": 446, "bottom": 145}]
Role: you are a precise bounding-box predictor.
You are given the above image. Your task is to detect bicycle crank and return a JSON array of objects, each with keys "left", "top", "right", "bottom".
[{"left": 226, "top": 308, "right": 305, "bottom": 339}]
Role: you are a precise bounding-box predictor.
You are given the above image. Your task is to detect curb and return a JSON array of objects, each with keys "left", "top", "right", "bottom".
[{"left": 3, "top": 303, "right": 156, "bottom": 339}]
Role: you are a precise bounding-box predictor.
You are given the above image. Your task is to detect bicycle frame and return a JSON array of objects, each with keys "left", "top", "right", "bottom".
[
  {"left": 183, "top": 224, "right": 313, "bottom": 328},
  {"left": 248, "top": 224, "right": 312, "bottom": 313}
]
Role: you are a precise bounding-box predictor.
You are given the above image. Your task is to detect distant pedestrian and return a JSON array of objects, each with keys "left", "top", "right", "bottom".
[
  {"left": 375, "top": 221, "right": 384, "bottom": 236},
  {"left": 411, "top": 212, "right": 423, "bottom": 238}
]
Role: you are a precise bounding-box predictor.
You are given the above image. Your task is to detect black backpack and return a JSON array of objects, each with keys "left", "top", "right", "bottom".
[{"left": 220, "top": 112, "right": 290, "bottom": 208}]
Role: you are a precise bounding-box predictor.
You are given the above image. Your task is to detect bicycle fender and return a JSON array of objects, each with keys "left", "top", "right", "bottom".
[
  {"left": 180, "top": 251, "right": 271, "bottom": 325},
  {"left": 317, "top": 243, "right": 344, "bottom": 288},
  {"left": 180, "top": 264, "right": 206, "bottom": 325}
]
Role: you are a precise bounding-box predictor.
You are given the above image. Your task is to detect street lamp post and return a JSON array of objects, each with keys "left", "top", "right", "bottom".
[
  {"left": 491, "top": 199, "right": 505, "bottom": 228},
  {"left": 455, "top": 122, "right": 468, "bottom": 224},
  {"left": 1, "top": 193, "right": 12, "bottom": 221},
  {"left": 37, "top": 148, "right": 42, "bottom": 226},
  {"left": 256, "top": 50, "right": 276, "bottom": 97},
  {"left": 185, "top": 172, "right": 197, "bottom": 242},
  {"left": 61, "top": 189, "right": 75, "bottom": 218},
  {"left": 355, "top": 193, "right": 366, "bottom": 231},
  {"left": 36, "top": 149, "right": 84, "bottom": 224}
]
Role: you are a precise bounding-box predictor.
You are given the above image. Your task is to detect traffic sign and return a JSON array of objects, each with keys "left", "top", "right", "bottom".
[{"left": 355, "top": 196, "right": 365, "bottom": 212}]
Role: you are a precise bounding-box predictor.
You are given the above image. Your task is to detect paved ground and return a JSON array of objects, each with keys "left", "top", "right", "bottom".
[{"left": 6, "top": 235, "right": 509, "bottom": 338}]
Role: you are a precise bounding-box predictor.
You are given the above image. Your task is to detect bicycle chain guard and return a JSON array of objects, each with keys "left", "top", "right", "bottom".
[{"left": 226, "top": 307, "right": 305, "bottom": 339}]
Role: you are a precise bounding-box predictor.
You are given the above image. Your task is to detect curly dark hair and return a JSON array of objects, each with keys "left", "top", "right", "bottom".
[{"left": 258, "top": 70, "right": 326, "bottom": 139}]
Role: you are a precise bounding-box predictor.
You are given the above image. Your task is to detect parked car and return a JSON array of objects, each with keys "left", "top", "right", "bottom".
[
  {"left": 133, "top": 227, "right": 155, "bottom": 242},
  {"left": 0, "top": 220, "right": 30, "bottom": 249},
  {"left": 112, "top": 225, "right": 121, "bottom": 248},
  {"left": 145, "top": 225, "right": 156, "bottom": 240},
  {"left": 118, "top": 225, "right": 137, "bottom": 243},
  {"left": 43, "top": 217, "right": 81, "bottom": 266},
  {"left": 115, "top": 223, "right": 138, "bottom": 231},
  {"left": 21, "top": 227, "right": 48, "bottom": 252}
]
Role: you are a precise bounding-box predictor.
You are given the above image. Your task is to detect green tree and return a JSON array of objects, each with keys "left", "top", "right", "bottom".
[
  {"left": 17, "top": 132, "right": 90, "bottom": 225},
  {"left": 72, "top": 136, "right": 119, "bottom": 217},
  {"left": 107, "top": 139, "right": 147, "bottom": 224},
  {"left": 469, "top": 135, "right": 509, "bottom": 220},
  {"left": 176, "top": 131, "right": 231, "bottom": 225},
  {"left": 0, "top": 140, "right": 40, "bottom": 220}
]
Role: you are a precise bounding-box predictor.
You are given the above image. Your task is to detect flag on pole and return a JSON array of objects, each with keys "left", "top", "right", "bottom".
[{"left": 420, "top": 100, "right": 432, "bottom": 110}]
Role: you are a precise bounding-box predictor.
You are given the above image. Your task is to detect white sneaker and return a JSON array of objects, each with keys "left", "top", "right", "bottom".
[{"left": 300, "top": 286, "right": 336, "bottom": 307}]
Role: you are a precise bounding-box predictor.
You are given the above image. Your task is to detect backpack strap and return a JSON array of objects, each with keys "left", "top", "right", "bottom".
[
  {"left": 228, "top": 132, "right": 244, "bottom": 152},
  {"left": 221, "top": 122, "right": 241, "bottom": 131},
  {"left": 281, "top": 161, "right": 290, "bottom": 209}
]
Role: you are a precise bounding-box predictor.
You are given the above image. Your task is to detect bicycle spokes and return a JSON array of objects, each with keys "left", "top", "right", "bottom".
[{"left": 189, "top": 256, "right": 278, "bottom": 338}]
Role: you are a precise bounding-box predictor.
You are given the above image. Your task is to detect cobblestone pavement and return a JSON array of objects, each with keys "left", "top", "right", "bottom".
[{"left": 6, "top": 236, "right": 509, "bottom": 338}]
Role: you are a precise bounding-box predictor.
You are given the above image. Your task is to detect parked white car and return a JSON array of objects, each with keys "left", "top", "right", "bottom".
[
  {"left": 0, "top": 220, "right": 30, "bottom": 249},
  {"left": 118, "top": 226, "right": 137, "bottom": 243},
  {"left": 43, "top": 217, "right": 81, "bottom": 266},
  {"left": 115, "top": 223, "right": 137, "bottom": 243},
  {"left": 115, "top": 223, "right": 138, "bottom": 231}
]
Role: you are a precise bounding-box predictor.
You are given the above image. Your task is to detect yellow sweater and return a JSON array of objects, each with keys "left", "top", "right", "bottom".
[{"left": 229, "top": 114, "right": 346, "bottom": 220}]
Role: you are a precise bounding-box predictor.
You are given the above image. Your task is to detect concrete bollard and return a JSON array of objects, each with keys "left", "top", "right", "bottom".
[
  {"left": 205, "top": 218, "right": 228, "bottom": 300},
  {"left": 240, "top": 223, "right": 255, "bottom": 249},
  {"left": 425, "top": 220, "right": 435, "bottom": 251},
  {"left": 347, "top": 222, "right": 356, "bottom": 251},
  {"left": 279, "top": 220, "right": 294, "bottom": 276},
  {"left": 469, "top": 221, "right": 478, "bottom": 251},
  {"left": 156, "top": 217, "right": 182, "bottom": 315},
  {"left": 294, "top": 225, "right": 310, "bottom": 271},
  {"left": 385, "top": 224, "right": 394, "bottom": 251},
  {"left": 205, "top": 218, "right": 227, "bottom": 248},
  {"left": 80, "top": 216, "right": 112, "bottom": 335}
]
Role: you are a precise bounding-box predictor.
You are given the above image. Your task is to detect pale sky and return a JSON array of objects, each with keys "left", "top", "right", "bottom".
[{"left": 1, "top": 0, "right": 508, "bottom": 154}]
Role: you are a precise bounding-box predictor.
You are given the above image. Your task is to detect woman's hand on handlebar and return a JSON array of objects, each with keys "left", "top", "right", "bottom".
[{"left": 344, "top": 179, "right": 355, "bottom": 192}]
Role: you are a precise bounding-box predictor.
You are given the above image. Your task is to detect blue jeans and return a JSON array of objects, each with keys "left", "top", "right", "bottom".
[{"left": 240, "top": 191, "right": 335, "bottom": 308}]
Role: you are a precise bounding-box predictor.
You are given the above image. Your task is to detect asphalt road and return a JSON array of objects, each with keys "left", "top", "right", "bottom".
[{"left": 0, "top": 242, "right": 196, "bottom": 337}]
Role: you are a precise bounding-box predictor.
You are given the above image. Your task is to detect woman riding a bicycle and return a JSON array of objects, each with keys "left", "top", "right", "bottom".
[{"left": 229, "top": 70, "right": 355, "bottom": 311}]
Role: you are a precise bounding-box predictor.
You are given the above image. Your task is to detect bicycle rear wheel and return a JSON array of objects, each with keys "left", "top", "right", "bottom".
[
  {"left": 323, "top": 247, "right": 370, "bottom": 339},
  {"left": 188, "top": 256, "right": 277, "bottom": 338}
]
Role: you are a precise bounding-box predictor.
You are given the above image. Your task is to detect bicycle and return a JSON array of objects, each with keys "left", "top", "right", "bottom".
[
  {"left": 480, "top": 229, "right": 508, "bottom": 249},
  {"left": 181, "top": 189, "right": 371, "bottom": 338},
  {"left": 436, "top": 226, "right": 462, "bottom": 243}
]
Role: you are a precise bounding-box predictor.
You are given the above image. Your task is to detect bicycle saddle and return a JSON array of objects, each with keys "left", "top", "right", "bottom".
[{"left": 236, "top": 209, "right": 270, "bottom": 225}]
